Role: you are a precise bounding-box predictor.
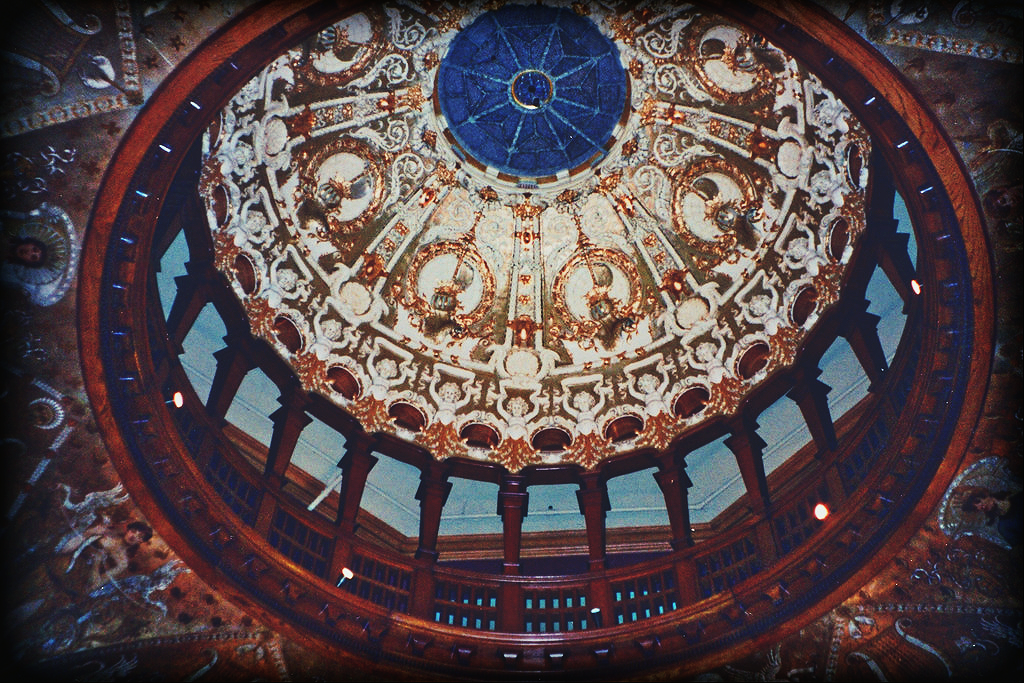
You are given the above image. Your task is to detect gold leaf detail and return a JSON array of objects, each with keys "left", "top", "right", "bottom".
[
  {"left": 707, "top": 376, "right": 747, "bottom": 417},
  {"left": 491, "top": 438, "right": 541, "bottom": 473},
  {"left": 417, "top": 421, "right": 468, "bottom": 461},
  {"left": 564, "top": 432, "right": 609, "bottom": 470},
  {"left": 292, "top": 349, "right": 326, "bottom": 389},
  {"left": 348, "top": 396, "right": 391, "bottom": 433},
  {"left": 634, "top": 411, "right": 679, "bottom": 451}
]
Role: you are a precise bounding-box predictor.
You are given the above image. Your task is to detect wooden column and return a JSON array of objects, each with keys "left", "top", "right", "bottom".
[
  {"left": 839, "top": 298, "right": 888, "bottom": 389},
  {"left": 724, "top": 417, "right": 771, "bottom": 516},
  {"left": 498, "top": 475, "right": 528, "bottom": 576},
  {"left": 825, "top": 462, "right": 848, "bottom": 506},
  {"left": 866, "top": 146, "right": 917, "bottom": 304},
  {"left": 151, "top": 146, "right": 204, "bottom": 261},
  {"left": 206, "top": 342, "right": 255, "bottom": 420},
  {"left": 654, "top": 454, "right": 695, "bottom": 551},
  {"left": 335, "top": 434, "right": 378, "bottom": 537},
  {"left": 165, "top": 260, "right": 215, "bottom": 352},
  {"left": 496, "top": 473, "right": 529, "bottom": 631},
  {"left": 330, "top": 435, "right": 378, "bottom": 589},
  {"left": 415, "top": 462, "right": 452, "bottom": 562},
  {"left": 576, "top": 472, "right": 609, "bottom": 571},
  {"left": 672, "top": 556, "right": 700, "bottom": 607},
  {"left": 409, "top": 563, "right": 437, "bottom": 623},
  {"left": 586, "top": 574, "right": 614, "bottom": 630},
  {"left": 264, "top": 382, "right": 313, "bottom": 487},
  {"left": 410, "top": 455, "right": 445, "bottom": 624},
  {"left": 499, "top": 582, "right": 523, "bottom": 633},
  {"left": 254, "top": 487, "right": 278, "bottom": 538},
  {"left": 787, "top": 366, "right": 838, "bottom": 456},
  {"left": 754, "top": 517, "right": 779, "bottom": 568},
  {"left": 872, "top": 230, "right": 917, "bottom": 305}
]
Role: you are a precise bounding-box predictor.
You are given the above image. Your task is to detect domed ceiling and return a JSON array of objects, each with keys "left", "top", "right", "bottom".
[
  {"left": 202, "top": 1, "right": 869, "bottom": 471},
  {"left": 52, "top": 0, "right": 1011, "bottom": 678}
]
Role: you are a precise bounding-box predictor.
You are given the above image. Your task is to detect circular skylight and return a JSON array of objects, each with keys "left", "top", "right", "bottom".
[{"left": 437, "top": 4, "right": 627, "bottom": 177}]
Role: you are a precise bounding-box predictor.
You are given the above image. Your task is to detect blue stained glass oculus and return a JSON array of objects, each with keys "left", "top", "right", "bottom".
[{"left": 437, "top": 4, "right": 628, "bottom": 178}]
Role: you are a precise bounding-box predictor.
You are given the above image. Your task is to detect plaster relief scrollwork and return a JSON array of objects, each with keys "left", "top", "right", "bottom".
[
  {"left": 560, "top": 375, "right": 612, "bottom": 436},
  {"left": 295, "top": 12, "right": 383, "bottom": 88},
  {"left": 201, "top": 2, "right": 870, "bottom": 470},
  {"left": 292, "top": 136, "right": 386, "bottom": 244}
]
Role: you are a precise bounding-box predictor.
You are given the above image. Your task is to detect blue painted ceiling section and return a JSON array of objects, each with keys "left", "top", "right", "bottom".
[{"left": 437, "top": 4, "right": 627, "bottom": 177}]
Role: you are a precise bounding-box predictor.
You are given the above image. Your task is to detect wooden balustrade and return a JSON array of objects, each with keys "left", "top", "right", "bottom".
[{"left": 141, "top": 266, "right": 931, "bottom": 648}]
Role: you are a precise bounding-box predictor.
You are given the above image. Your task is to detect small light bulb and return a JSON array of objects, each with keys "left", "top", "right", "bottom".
[
  {"left": 814, "top": 503, "right": 829, "bottom": 520},
  {"left": 911, "top": 279, "right": 922, "bottom": 295},
  {"left": 337, "top": 567, "right": 354, "bottom": 587},
  {"left": 172, "top": 391, "right": 184, "bottom": 408}
]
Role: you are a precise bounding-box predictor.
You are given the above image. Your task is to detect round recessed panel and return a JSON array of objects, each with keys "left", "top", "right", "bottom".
[{"left": 437, "top": 4, "right": 627, "bottom": 178}]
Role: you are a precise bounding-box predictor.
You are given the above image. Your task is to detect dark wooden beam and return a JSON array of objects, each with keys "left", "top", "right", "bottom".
[
  {"left": 724, "top": 417, "right": 771, "bottom": 516},
  {"left": 498, "top": 474, "right": 528, "bottom": 576},
  {"left": 654, "top": 452, "right": 694, "bottom": 551},
  {"left": 866, "top": 145, "right": 917, "bottom": 306},
  {"left": 151, "top": 137, "right": 205, "bottom": 264},
  {"left": 415, "top": 461, "right": 452, "bottom": 562},
  {"left": 576, "top": 472, "right": 609, "bottom": 571},
  {"left": 264, "top": 382, "right": 313, "bottom": 486},
  {"left": 206, "top": 342, "right": 255, "bottom": 420},
  {"left": 335, "top": 433, "right": 379, "bottom": 536},
  {"left": 164, "top": 260, "right": 216, "bottom": 352},
  {"left": 838, "top": 298, "right": 888, "bottom": 389},
  {"left": 787, "top": 366, "right": 838, "bottom": 455}
]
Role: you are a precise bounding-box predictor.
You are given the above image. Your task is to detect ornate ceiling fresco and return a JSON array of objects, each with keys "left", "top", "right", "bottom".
[
  {"left": 2, "top": 0, "right": 1020, "bottom": 681},
  {"left": 203, "top": 2, "right": 868, "bottom": 470}
]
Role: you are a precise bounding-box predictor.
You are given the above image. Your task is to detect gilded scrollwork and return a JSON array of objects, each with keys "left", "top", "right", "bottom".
[
  {"left": 403, "top": 236, "right": 497, "bottom": 341},
  {"left": 291, "top": 11, "right": 385, "bottom": 88},
  {"left": 669, "top": 156, "right": 760, "bottom": 271},
  {"left": 551, "top": 245, "right": 647, "bottom": 353},
  {"left": 684, "top": 17, "right": 783, "bottom": 105},
  {"left": 292, "top": 136, "right": 387, "bottom": 243},
  {"left": 201, "top": 1, "right": 870, "bottom": 471}
]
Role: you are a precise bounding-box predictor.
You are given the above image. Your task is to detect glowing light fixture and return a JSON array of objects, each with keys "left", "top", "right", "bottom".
[
  {"left": 813, "top": 503, "right": 830, "bottom": 520},
  {"left": 911, "top": 279, "right": 922, "bottom": 295},
  {"left": 337, "top": 567, "right": 355, "bottom": 587}
]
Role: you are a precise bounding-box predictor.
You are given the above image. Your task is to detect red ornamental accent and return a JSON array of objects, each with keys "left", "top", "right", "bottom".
[
  {"left": 272, "top": 315, "right": 303, "bottom": 353},
  {"left": 673, "top": 385, "right": 711, "bottom": 418},
  {"left": 326, "top": 366, "right": 360, "bottom": 399},
  {"left": 459, "top": 422, "right": 500, "bottom": 449},
  {"left": 737, "top": 341, "right": 771, "bottom": 379},
  {"left": 388, "top": 401, "right": 425, "bottom": 432},
  {"left": 210, "top": 184, "right": 229, "bottom": 226},
  {"left": 233, "top": 254, "right": 257, "bottom": 294},
  {"left": 791, "top": 286, "right": 819, "bottom": 326},
  {"left": 531, "top": 427, "right": 572, "bottom": 452},
  {"left": 828, "top": 216, "right": 850, "bottom": 262},
  {"left": 604, "top": 414, "right": 644, "bottom": 442}
]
